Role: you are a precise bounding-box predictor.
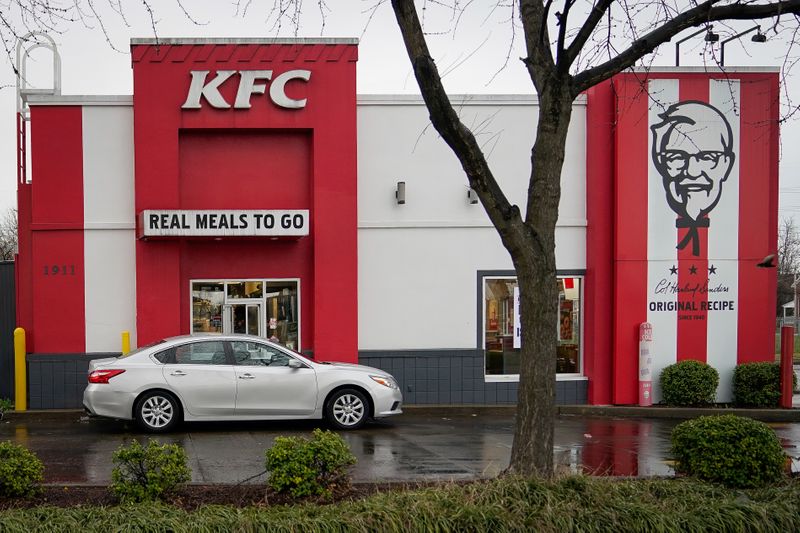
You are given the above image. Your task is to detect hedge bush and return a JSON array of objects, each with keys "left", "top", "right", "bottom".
[
  {"left": 733, "top": 362, "right": 797, "bottom": 407},
  {"left": 671, "top": 414, "right": 786, "bottom": 488},
  {"left": 265, "top": 428, "right": 356, "bottom": 498},
  {"left": 0, "top": 441, "right": 44, "bottom": 498},
  {"left": 111, "top": 440, "right": 191, "bottom": 503},
  {"left": 660, "top": 360, "right": 718, "bottom": 406}
]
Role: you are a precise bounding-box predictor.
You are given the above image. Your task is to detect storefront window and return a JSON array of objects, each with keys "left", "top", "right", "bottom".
[
  {"left": 483, "top": 276, "right": 582, "bottom": 376},
  {"left": 265, "top": 281, "right": 299, "bottom": 351},
  {"left": 191, "top": 279, "right": 300, "bottom": 349},
  {"left": 226, "top": 281, "right": 263, "bottom": 299},
  {"left": 192, "top": 282, "right": 224, "bottom": 333}
]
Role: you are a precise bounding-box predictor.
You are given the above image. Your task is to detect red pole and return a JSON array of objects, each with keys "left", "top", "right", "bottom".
[{"left": 780, "top": 326, "right": 794, "bottom": 409}]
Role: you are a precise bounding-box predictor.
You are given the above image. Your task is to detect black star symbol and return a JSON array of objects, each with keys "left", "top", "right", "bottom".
[
  {"left": 708, "top": 264, "right": 717, "bottom": 275},
  {"left": 689, "top": 265, "right": 698, "bottom": 275},
  {"left": 669, "top": 265, "right": 678, "bottom": 275}
]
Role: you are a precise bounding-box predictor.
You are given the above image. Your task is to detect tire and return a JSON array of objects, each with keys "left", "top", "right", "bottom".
[
  {"left": 326, "top": 388, "right": 370, "bottom": 430},
  {"left": 135, "top": 391, "right": 181, "bottom": 433}
]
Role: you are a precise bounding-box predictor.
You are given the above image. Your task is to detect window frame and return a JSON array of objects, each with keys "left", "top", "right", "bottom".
[{"left": 477, "top": 270, "right": 586, "bottom": 383}]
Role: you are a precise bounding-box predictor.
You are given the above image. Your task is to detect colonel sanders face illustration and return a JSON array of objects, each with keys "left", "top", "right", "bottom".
[{"left": 651, "top": 101, "right": 735, "bottom": 222}]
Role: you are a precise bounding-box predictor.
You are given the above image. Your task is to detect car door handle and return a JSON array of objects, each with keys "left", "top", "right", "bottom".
[
  {"left": 238, "top": 373, "right": 255, "bottom": 380},
  {"left": 170, "top": 370, "right": 187, "bottom": 376}
]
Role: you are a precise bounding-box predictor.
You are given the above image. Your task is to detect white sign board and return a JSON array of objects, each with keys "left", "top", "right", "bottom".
[{"left": 139, "top": 210, "right": 309, "bottom": 238}]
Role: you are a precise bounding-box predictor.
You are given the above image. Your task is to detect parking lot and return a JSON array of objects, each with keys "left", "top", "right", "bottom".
[{"left": 2, "top": 407, "right": 797, "bottom": 485}]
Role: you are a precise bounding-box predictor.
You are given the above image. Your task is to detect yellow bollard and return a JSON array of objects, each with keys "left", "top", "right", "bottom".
[
  {"left": 13, "top": 328, "right": 26, "bottom": 412},
  {"left": 121, "top": 331, "right": 130, "bottom": 356}
]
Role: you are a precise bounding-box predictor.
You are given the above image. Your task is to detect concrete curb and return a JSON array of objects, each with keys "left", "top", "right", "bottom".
[
  {"left": 557, "top": 405, "right": 800, "bottom": 422},
  {"left": 3, "top": 405, "right": 800, "bottom": 423}
]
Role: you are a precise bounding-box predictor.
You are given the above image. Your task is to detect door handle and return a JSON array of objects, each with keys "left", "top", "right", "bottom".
[
  {"left": 238, "top": 373, "right": 255, "bottom": 380},
  {"left": 170, "top": 370, "right": 187, "bottom": 376}
]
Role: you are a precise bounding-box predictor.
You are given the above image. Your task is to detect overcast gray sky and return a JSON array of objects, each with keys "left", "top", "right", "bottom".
[{"left": 2, "top": 1, "right": 798, "bottom": 221}]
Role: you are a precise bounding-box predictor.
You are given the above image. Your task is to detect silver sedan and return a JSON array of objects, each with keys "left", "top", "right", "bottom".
[{"left": 83, "top": 334, "right": 403, "bottom": 433}]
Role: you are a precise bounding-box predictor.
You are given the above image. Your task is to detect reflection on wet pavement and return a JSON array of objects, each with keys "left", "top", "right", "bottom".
[{"left": 0, "top": 410, "right": 798, "bottom": 484}]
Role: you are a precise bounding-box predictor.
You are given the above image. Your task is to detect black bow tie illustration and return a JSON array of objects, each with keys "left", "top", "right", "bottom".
[{"left": 676, "top": 217, "right": 709, "bottom": 257}]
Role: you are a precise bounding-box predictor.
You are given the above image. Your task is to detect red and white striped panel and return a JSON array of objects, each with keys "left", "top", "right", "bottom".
[{"left": 614, "top": 73, "right": 777, "bottom": 404}]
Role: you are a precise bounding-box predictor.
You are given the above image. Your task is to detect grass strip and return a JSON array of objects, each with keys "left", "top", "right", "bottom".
[{"left": 1, "top": 477, "right": 799, "bottom": 533}]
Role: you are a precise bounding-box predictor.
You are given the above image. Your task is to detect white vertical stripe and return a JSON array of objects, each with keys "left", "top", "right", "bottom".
[
  {"left": 83, "top": 106, "right": 138, "bottom": 352},
  {"left": 647, "top": 79, "right": 680, "bottom": 404},
  {"left": 707, "top": 80, "right": 740, "bottom": 402}
]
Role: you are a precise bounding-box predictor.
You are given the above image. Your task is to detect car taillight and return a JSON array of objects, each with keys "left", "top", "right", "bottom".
[{"left": 88, "top": 369, "right": 126, "bottom": 384}]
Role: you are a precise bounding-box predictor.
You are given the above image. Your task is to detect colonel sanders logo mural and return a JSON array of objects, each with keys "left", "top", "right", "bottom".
[{"left": 651, "top": 101, "right": 736, "bottom": 256}]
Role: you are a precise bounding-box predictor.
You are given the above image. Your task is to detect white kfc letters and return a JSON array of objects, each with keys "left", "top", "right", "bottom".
[{"left": 182, "top": 69, "right": 311, "bottom": 109}]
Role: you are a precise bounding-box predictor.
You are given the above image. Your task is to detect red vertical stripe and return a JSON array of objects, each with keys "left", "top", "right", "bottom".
[
  {"left": 612, "top": 76, "right": 649, "bottom": 404},
  {"left": 585, "top": 80, "right": 615, "bottom": 404},
  {"left": 676, "top": 79, "right": 709, "bottom": 363},
  {"left": 737, "top": 75, "right": 779, "bottom": 363},
  {"left": 29, "top": 106, "right": 85, "bottom": 353}
]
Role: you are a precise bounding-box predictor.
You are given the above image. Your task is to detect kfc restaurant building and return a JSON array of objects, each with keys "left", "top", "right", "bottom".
[{"left": 15, "top": 38, "right": 779, "bottom": 409}]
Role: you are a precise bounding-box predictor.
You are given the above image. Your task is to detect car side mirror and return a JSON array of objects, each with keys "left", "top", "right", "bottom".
[{"left": 288, "top": 359, "right": 303, "bottom": 369}]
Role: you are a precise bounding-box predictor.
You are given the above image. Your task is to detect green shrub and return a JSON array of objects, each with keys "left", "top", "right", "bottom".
[
  {"left": 0, "top": 398, "right": 12, "bottom": 414},
  {"left": 733, "top": 362, "right": 797, "bottom": 407},
  {"left": 660, "top": 360, "right": 718, "bottom": 406},
  {"left": 0, "top": 441, "right": 44, "bottom": 498},
  {"left": 265, "top": 428, "right": 356, "bottom": 498},
  {"left": 111, "top": 439, "right": 191, "bottom": 503},
  {"left": 671, "top": 414, "right": 785, "bottom": 488}
]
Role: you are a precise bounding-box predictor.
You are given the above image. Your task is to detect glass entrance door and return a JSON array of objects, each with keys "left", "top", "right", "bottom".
[{"left": 223, "top": 303, "right": 263, "bottom": 336}]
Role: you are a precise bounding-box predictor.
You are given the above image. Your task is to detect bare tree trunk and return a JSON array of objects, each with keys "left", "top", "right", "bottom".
[{"left": 507, "top": 82, "right": 573, "bottom": 477}]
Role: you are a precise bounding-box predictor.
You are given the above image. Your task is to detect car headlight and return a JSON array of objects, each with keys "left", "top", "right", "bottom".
[{"left": 370, "top": 375, "right": 399, "bottom": 389}]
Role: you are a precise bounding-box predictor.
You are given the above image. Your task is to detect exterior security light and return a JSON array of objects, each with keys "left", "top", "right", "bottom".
[
  {"left": 675, "top": 26, "right": 716, "bottom": 66},
  {"left": 720, "top": 26, "right": 766, "bottom": 66},
  {"left": 467, "top": 188, "right": 479, "bottom": 205},
  {"left": 396, "top": 181, "right": 406, "bottom": 205}
]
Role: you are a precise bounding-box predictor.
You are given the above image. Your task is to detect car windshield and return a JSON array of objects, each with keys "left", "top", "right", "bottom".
[{"left": 116, "top": 339, "right": 166, "bottom": 359}]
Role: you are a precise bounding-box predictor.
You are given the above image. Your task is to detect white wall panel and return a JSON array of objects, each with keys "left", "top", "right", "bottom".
[
  {"left": 358, "top": 226, "right": 585, "bottom": 350},
  {"left": 357, "top": 97, "right": 587, "bottom": 350},
  {"left": 84, "top": 230, "right": 137, "bottom": 351},
  {"left": 82, "top": 107, "right": 135, "bottom": 225},
  {"left": 82, "top": 106, "right": 137, "bottom": 351},
  {"left": 357, "top": 96, "right": 586, "bottom": 227}
]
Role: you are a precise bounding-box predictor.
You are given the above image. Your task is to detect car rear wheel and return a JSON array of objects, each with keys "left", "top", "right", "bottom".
[
  {"left": 135, "top": 391, "right": 180, "bottom": 433},
  {"left": 326, "top": 388, "right": 369, "bottom": 430}
]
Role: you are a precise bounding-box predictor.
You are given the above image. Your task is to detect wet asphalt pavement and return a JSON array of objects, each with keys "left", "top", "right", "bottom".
[{"left": 1, "top": 408, "right": 798, "bottom": 485}]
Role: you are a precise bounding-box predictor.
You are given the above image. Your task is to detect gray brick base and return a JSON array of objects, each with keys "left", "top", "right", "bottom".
[
  {"left": 23, "top": 349, "right": 588, "bottom": 408},
  {"left": 359, "top": 349, "right": 588, "bottom": 405},
  {"left": 27, "top": 353, "right": 119, "bottom": 409}
]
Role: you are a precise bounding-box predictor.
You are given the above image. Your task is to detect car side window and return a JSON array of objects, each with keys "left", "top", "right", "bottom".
[
  {"left": 153, "top": 348, "right": 173, "bottom": 364},
  {"left": 173, "top": 341, "right": 228, "bottom": 365},
  {"left": 231, "top": 341, "right": 292, "bottom": 367}
]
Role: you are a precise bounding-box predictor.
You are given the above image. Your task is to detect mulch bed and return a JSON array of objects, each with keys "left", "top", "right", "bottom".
[{"left": 0, "top": 481, "right": 457, "bottom": 511}]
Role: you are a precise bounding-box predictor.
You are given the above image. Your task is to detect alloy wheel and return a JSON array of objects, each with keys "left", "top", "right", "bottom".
[
  {"left": 141, "top": 395, "right": 174, "bottom": 429},
  {"left": 332, "top": 393, "right": 365, "bottom": 427}
]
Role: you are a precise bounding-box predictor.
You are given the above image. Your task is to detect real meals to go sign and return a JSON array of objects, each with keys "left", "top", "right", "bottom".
[{"left": 139, "top": 210, "right": 309, "bottom": 238}]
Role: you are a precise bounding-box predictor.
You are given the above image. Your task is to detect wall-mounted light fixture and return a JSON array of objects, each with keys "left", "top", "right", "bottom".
[
  {"left": 467, "top": 188, "right": 479, "bottom": 205},
  {"left": 395, "top": 181, "right": 406, "bottom": 205}
]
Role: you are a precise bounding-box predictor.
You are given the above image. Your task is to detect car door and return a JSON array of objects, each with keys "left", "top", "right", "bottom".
[
  {"left": 162, "top": 340, "right": 237, "bottom": 417},
  {"left": 231, "top": 340, "right": 318, "bottom": 416}
]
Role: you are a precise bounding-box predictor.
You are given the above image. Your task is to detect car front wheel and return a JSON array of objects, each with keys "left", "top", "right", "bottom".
[
  {"left": 135, "top": 391, "right": 180, "bottom": 433},
  {"left": 326, "top": 389, "right": 369, "bottom": 430}
]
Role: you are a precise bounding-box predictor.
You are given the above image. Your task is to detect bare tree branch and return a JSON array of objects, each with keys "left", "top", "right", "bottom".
[
  {"left": 563, "top": 0, "right": 615, "bottom": 68},
  {"left": 572, "top": 0, "right": 800, "bottom": 95},
  {"left": 390, "top": 0, "right": 527, "bottom": 250}
]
